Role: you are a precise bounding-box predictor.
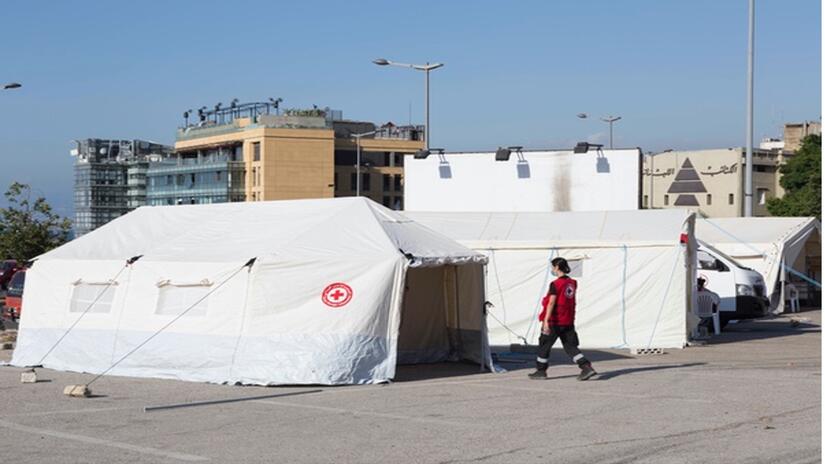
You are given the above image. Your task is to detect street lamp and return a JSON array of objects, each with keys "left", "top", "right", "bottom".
[
  {"left": 744, "top": 0, "right": 755, "bottom": 217},
  {"left": 352, "top": 130, "right": 377, "bottom": 197},
  {"left": 373, "top": 58, "right": 444, "bottom": 151},
  {"left": 3, "top": 82, "right": 22, "bottom": 90},
  {"left": 577, "top": 113, "right": 622, "bottom": 149}
]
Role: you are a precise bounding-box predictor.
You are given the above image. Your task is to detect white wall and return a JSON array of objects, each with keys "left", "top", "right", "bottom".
[{"left": 404, "top": 149, "right": 641, "bottom": 212}]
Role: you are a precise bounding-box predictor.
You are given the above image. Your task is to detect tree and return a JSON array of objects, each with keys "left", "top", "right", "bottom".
[
  {"left": 767, "top": 134, "right": 821, "bottom": 218},
  {"left": 0, "top": 182, "right": 72, "bottom": 262}
]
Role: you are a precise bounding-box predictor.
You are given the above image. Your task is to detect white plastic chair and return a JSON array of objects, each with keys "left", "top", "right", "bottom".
[
  {"left": 787, "top": 284, "right": 800, "bottom": 313},
  {"left": 695, "top": 292, "right": 721, "bottom": 335}
]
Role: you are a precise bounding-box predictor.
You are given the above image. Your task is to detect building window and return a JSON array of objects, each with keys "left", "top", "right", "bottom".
[
  {"left": 643, "top": 195, "right": 648, "bottom": 208},
  {"left": 252, "top": 142, "right": 261, "bottom": 162},
  {"left": 252, "top": 167, "right": 257, "bottom": 187},
  {"left": 350, "top": 173, "right": 357, "bottom": 191},
  {"left": 383, "top": 174, "right": 391, "bottom": 192},
  {"left": 729, "top": 193, "right": 734, "bottom": 205},
  {"left": 334, "top": 172, "right": 338, "bottom": 189},
  {"left": 394, "top": 153, "right": 403, "bottom": 166},
  {"left": 664, "top": 195, "right": 669, "bottom": 206},
  {"left": 362, "top": 173, "right": 371, "bottom": 192},
  {"left": 383, "top": 196, "right": 391, "bottom": 207},
  {"left": 758, "top": 188, "right": 769, "bottom": 205},
  {"left": 383, "top": 153, "right": 391, "bottom": 167},
  {"left": 394, "top": 174, "right": 402, "bottom": 192},
  {"left": 707, "top": 194, "right": 712, "bottom": 205}
]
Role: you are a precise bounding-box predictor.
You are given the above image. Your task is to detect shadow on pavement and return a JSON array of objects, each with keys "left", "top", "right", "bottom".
[
  {"left": 393, "top": 361, "right": 485, "bottom": 382},
  {"left": 594, "top": 362, "right": 705, "bottom": 380},
  {"left": 708, "top": 317, "right": 820, "bottom": 345}
]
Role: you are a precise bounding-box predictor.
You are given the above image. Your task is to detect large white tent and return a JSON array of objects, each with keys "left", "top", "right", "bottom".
[
  {"left": 12, "top": 197, "right": 490, "bottom": 385},
  {"left": 695, "top": 217, "right": 821, "bottom": 311},
  {"left": 404, "top": 209, "right": 697, "bottom": 349}
]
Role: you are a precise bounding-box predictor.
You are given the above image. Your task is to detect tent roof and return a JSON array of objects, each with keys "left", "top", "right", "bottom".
[
  {"left": 43, "top": 197, "right": 486, "bottom": 266},
  {"left": 696, "top": 217, "right": 820, "bottom": 257},
  {"left": 403, "top": 209, "right": 693, "bottom": 249}
]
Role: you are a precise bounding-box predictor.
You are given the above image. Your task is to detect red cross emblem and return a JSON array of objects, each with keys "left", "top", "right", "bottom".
[{"left": 322, "top": 282, "right": 353, "bottom": 308}]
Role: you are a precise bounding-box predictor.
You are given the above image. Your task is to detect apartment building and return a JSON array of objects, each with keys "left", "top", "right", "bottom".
[
  {"left": 71, "top": 139, "right": 173, "bottom": 235},
  {"left": 168, "top": 101, "right": 423, "bottom": 209},
  {"left": 643, "top": 147, "right": 793, "bottom": 217}
]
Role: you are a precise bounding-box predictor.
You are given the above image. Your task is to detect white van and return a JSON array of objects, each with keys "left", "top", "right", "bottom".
[{"left": 697, "top": 241, "right": 769, "bottom": 328}]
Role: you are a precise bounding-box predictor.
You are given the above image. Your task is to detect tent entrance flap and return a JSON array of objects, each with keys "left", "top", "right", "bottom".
[{"left": 396, "top": 265, "right": 486, "bottom": 365}]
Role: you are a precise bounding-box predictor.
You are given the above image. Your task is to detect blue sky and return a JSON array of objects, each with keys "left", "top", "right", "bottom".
[{"left": 0, "top": 0, "right": 820, "bottom": 217}]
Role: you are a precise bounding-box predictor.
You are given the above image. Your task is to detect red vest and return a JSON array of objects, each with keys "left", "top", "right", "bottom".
[{"left": 538, "top": 276, "right": 577, "bottom": 326}]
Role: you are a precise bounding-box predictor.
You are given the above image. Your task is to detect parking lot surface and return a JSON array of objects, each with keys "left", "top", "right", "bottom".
[{"left": 0, "top": 311, "right": 820, "bottom": 463}]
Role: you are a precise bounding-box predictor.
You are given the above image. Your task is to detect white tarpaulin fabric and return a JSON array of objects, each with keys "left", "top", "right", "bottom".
[
  {"left": 696, "top": 217, "right": 821, "bottom": 310},
  {"left": 12, "top": 197, "right": 490, "bottom": 385},
  {"left": 404, "top": 210, "right": 697, "bottom": 349}
]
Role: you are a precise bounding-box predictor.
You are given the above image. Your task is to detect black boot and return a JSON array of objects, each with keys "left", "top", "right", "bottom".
[
  {"left": 528, "top": 369, "right": 547, "bottom": 380},
  {"left": 577, "top": 363, "right": 597, "bottom": 381}
]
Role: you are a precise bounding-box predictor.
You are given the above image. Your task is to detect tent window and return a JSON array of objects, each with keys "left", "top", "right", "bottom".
[
  {"left": 70, "top": 284, "right": 116, "bottom": 314},
  {"left": 155, "top": 286, "right": 210, "bottom": 317},
  {"left": 566, "top": 259, "right": 584, "bottom": 278}
]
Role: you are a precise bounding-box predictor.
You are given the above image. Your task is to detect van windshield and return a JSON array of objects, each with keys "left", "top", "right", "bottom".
[{"left": 699, "top": 243, "right": 752, "bottom": 271}]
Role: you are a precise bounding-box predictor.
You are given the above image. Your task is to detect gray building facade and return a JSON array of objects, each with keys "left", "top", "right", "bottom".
[
  {"left": 146, "top": 145, "right": 246, "bottom": 206},
  {"left": 72, "top": 139, "right": 173, "bottom": 236}
]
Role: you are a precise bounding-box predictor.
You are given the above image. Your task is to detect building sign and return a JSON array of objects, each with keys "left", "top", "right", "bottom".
[{"left": 667, "top": 158, "right": 707, "bottom": 206}]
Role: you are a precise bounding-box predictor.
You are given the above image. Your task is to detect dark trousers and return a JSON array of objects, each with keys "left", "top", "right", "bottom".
[{"left": 536, "top": 325, "right": 590, "bottom": 371}]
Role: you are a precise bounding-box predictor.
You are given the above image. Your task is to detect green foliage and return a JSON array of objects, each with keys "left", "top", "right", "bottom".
[
  {"left": 0, "top": 182, "right": 72, "bottom": 262},
  {"left": 767, "top": 134, "right": 821, "bottom": 218}
]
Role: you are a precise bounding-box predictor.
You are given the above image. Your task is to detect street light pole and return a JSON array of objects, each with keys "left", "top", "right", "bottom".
[
  {"left": 425, "top": 65, "right": 430, "bottom": 150},
  {"left": 373, "top": 59, "right": 444, "bottom": 151},
  {"left": 352, "top": 130, "right": 377, "bottom": 197},
  {"left": 600, "top": 116, "right": 622, "bottom": 149},
  {"left": 577, "top": 113, "right": 622, "bottom": 149},
  {"left": 744, "top": 0, "right": 755, "bottom": 217}
]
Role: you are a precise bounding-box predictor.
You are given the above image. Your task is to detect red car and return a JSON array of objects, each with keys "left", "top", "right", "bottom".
[
  {"left": 0, "top": 260, "right": 18, "bottom": 291},
  {"left": 3, "top": 269, "right": 25, "bottom": 320}
]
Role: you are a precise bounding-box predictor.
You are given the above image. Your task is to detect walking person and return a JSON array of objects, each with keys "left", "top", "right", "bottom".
[{"left": 528, "top": 257, "right": 597, "bottom": 381}]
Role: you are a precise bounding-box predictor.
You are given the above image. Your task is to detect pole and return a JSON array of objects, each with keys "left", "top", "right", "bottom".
[
  {"left": 356, "top": 136, "right": 361, "bottom": 197},
  {"left": 425, "top": 65, "right": 430, "bottom": 151},
  {"left": 744, "top": 0, "right": 755, "bottom": 217},
  {"left": 609, "top": 121, "right": 614, "bottom": 149}
]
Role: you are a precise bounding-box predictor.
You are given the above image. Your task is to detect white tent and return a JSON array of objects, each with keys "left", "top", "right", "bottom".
[
  {"left": 696, "top": 217, "right": 821, "bottom": 311},
  {"left": 12, "top": 198, "right": 490, "bottom": 385},
  {"left": 404, "top": 209, "right": 697, "bottom": 349}
]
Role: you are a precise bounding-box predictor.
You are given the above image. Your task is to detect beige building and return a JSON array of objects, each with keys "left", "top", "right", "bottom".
[
  {"left": 332, "top": 123, "right": 423, "bottom": 209},
  {"left": 783, "top": 120, "right": 821, "bottom": 152},
  {"left": 643, "top": 147, "right": 793, "bottom": 217},
  {"left": 173, "top": 103, "right": 423, "bottom": 208}
]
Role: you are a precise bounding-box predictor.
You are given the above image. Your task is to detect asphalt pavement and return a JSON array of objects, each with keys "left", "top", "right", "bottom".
[{"left": 0, "top": 311, "right": 819, "bottom": 463}]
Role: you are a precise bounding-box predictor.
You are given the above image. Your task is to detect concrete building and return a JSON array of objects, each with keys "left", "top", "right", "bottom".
[
  {"left": 404, "top": 147, "right": 643, "bottom": 212},
  {"left": 71, "top": 139, "right": 173, "bottom": 236},
  {"left": 643, "top": 147, "right": 793, "bottom": 217},
  {"left": 783, "top": 120, "right": 821, "bottom": 152},
  {"left": 169, "top": 102, "right": 423, "bottom": 209},
  {"left": 333, "top": 122, "right": 423, "bottom": 209}
]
